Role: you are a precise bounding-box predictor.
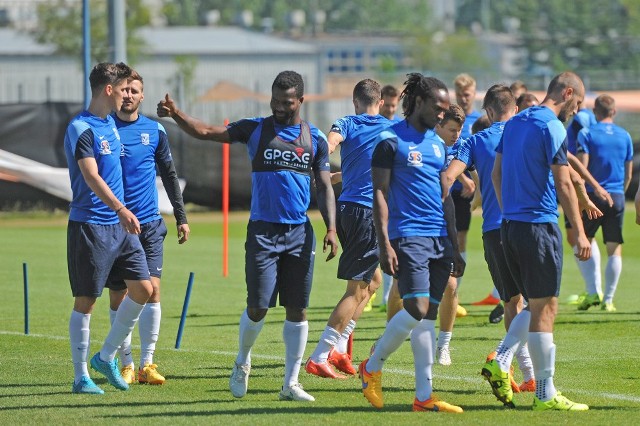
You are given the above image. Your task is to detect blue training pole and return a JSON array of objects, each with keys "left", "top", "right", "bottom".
[
  {"left": 23, "top": 262, "right": 29, "bottom": 335},
  {"left": 175, "top": 272, "right": 195, "bottom": 349}
]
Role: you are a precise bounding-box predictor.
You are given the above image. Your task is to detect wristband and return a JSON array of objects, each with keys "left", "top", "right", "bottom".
[{"left": 115, "top": 206, "right": 125, "bottom": 214}]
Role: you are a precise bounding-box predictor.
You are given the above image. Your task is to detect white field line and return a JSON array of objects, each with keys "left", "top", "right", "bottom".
[{"left": 2, "top": 330, "right": 639, "bottom": 403}]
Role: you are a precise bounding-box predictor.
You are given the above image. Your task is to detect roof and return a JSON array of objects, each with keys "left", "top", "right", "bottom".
[
  {"left": 136, "top": 26, "right": 318, "bottom": 56},
  {"left": 0, "top": 28, "right": 55, "bottom": 55}
]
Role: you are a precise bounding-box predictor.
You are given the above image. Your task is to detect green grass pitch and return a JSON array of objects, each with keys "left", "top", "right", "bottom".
[{"left": 1, "top": 208, "right": 639, "bottom": 424}]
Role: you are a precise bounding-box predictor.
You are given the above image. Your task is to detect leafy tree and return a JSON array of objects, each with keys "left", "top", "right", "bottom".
[{"left": 33, "top": 0, "right": 151, "bottom": 64}]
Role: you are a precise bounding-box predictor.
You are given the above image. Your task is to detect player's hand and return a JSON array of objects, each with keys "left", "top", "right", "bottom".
[
  {"left": 379, "top": 242, "right": 399, "bottom": 277},
  {"left": 471, "top": 192, "right": 482, "bottom": 211},
  {"left": 177, "top": 223, "right": 190, "bottom": 244},
  {"left": 330, "top": 172, "right": 342, "bottom": 185},
  {"left": 460, "top": 176, "right": 475, "bottom": 198},
  {"left": 157, "top": 93, "right": 177, "bottom": 118},
  {"left": 594, "top": 186, "right": 613, "bottom": 207},
  {"left": 580, "top": 198, "right": 603, "bottom": 220},
  {"left": 451, "top": 251, "right": 466, "bottom": 278},
  {"left": 117, "top": 207, "right": 141, "bottom": 234},
  {"left": 323, "top": 229, "right": 338, "bottom": 261},
  {"left": 574, "top": 234, "right": 591, "bottom": 261}
]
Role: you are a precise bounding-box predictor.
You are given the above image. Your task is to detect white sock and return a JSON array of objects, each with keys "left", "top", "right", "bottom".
[
  {"left": 528, "top": 332, "right": 556, "bottom": 401},
  {"left": 310, "top": 326, "right": 341, "bottom": 363},
  {"left": 109, "top": 308, "right": 133, "bottom": 367},
  {"left": 367, "top": 309, "right": 419, "bottom": 372},
  {"left": 496, "top": 309, "right": 530, "bottom": 372},
  {"left": 604, "top": 255, "right": 622, "bottom": 304},
  {"left": 336, "top": 320, "right": 356, "bottom": 354},
  {"left": 411, "top": 319, "right": 436, "bottom": 401},
  {"left": 100, "top": 296, "right": 144, "bottom": 362},
  {"left": 515, "top": 343, "right": 535, "bottom": 382},
  {"left": 70, "top": 310, "right": 91, "bottom": 383},
  {"left": 575, "top": 241, "right": 601, "bottom": 295},
  {"left": 283, "top": 320, "right": 308, "bottom": 388},
  {"left": 139, "top": 302, "right": 161, "bottom": 366},
  {"left": 236, "top": 309, "right": 264, "bottom": 366},
  {"left": 437, "top": 331, "right": 452, "bottom": 349},
  {"left": 382, "top": 273, "right": 393, "bottom": 304},
  {"left": 456, "top": 252, "right": 467, "bottom": 287},
  {"left": 491, "top": 286, "right": 500, "bottom": 299}
]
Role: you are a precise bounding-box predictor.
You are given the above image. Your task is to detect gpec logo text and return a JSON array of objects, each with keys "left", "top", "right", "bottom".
[{"left": 264, "top": 148, "right": 310, "bottom": 164}]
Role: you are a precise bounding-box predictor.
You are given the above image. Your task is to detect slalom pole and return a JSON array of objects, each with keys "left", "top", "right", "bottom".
[
  {"left": 175, "top": 272, "right": 195, "bottom": 349},
  {"left": 23, "top": 262, "right": 29, "bottom": 335},
  {"left": 222, "top": 119, "right": 230, "bottom": 277}
]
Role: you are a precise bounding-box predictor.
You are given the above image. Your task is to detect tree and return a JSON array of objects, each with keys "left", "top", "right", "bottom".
[{"left": 33, "top": 0, "right": 151, "bottom": 64}]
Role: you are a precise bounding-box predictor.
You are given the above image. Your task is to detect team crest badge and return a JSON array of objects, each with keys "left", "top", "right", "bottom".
[
  {"left": 141, "top": 133, "right": 150, "bottom": 145},
  {"left": 432, "top": 144, "right": 442, "bottom": 158},
  {"left": 407, "top": 150, "right": 423, "bottom": 167},
  {"left": 99, "top": 140, "right": 111, "bottom": 155}
]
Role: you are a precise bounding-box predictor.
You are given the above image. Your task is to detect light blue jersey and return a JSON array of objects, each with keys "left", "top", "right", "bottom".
[
  {"left": 332, "top": 113, "right": 392, "bottom": 208},
  {"left": 577, "top": 122, "right": 633, "bottom": 194},
  {"left": 371, "top": 121, "right": 448, "bottom": 239},
  {"left": 455, "top": 121, "right": 505, "bottom": 232},
  {"left": 497, "top": 106, "right": 568, "bottom": 224}
]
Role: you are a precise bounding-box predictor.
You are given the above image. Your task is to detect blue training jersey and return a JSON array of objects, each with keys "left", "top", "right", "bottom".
[
  {"left": 64, "top": 111, "right": 123, "bottom": 224},
  {"left": 332, "top": 113, "right": 393, "bottom": 208},
  {"left": 113, "top": 113, "right": 172, "bottom": 224},
  {"left": 451, "top": 110, "right": 481, "bottom": 191},
  {"left": 227, "top": 117, "right": 330, "bottom": 224},
  {"left": 566, "top": 108, "right": 596, "bottom": 155},
  {"left": 497, "top": 106, "right": 568, "bottom": 224},
  {"left": 577, "top": 122, "right": 633, "bottom": 194},
  {"left": 371, "top": 120, "right": 448, "bottom": 239},
  {"left": 454, "top": 121, "right": 505, "bottom": 233}
]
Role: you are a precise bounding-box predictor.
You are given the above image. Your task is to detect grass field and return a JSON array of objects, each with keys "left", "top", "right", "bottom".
[{"left": 1, "top": 208, "right": 639, "bottom": 425}]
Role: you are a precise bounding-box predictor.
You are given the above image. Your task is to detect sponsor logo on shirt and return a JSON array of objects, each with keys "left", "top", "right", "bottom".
[
  {"left": 407, "top": 150, "right": 423, "bottom": 167},
  {"left": 263, "top": 147, "right": 310, "bottom": 164},
  {"left": 141, "top": 133, "right": 150, "bottom": 145}
]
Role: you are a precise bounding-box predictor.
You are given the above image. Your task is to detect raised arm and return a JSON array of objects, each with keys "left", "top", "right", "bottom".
[{"left": 157, "top": 93, "right": 230, "bottom": 142}]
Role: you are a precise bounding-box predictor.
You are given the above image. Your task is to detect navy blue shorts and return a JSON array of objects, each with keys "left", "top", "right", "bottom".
[
  {"left": 67, "top": 221, "right": 150, "bottom": 298},
  {"left": 451, "top": 189, "right": 472, "bottom": 232},
  {"left": 108, "top": 218, "right": 168, "bottom": 291},
  {"left": 583, "top": 192, "right": 625, "bottom": 244},
  {"left": 245, "top": 220, "right": 315, "bottom": 309},
  {"left": 482, "top": 229, "right": 519, "bottom": 302},
  {"left": 336, "top": 202, "right": 379, "bottom": 283},
  {"left": 500, "top": 220, "right": 562, "bottom": 299},
  {"left": 391, "top": 236, "right": 452, "bottom": 305}
]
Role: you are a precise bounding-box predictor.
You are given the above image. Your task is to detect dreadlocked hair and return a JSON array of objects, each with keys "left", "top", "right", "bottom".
[{"left": 400, "top": 73, "right": 448, "bottom": 118}]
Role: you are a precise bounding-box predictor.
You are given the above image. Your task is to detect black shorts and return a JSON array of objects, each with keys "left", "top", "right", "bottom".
[
  {"left": 336, "top": 202, "right": 379, "bottom": 283},
  {"left": 451, "top": 189, "right": 472, "bottom": 232},
  {"left": 501, "top": 220, "right": 563, "bottom": 299},
  {"left": 582, "top": 192, "right": 625, "bottom": 244},
  {"left": 245, "top": 220, "right": 315, "bottom": 309},
  {"left": 482, "top": 229, "right": 519, "bottom": 302},
  {"left": 67, "top": 221, "right": 150, "bottom": 298},
  {"left": 108, "top": 218, "right": 168, "bottom": 291},
  {"left": 391, "top": 236, "right": 452, "bottom": 304}
]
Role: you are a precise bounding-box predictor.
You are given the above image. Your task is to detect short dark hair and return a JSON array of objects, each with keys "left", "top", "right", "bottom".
[
  {"left": 353, "top": 79, "right": 381, "bottom": 106},
  {"left": 89, "top": 62, "right": 132, "bottom": 94},
  {"left": 381, "top": 84, "right": 399, "bottom": 98},
  {"left": 510, "top": 80, "right": 527, "bottom": 93},
  {"left": 471, "top": 114, "right": 491, "bottom": 134},
  {"left": 400, "top": 73, "right": 448, "bottom": 118},
  {"left": 482, "top": 84, "right": 515, "bottom": 116},
  {"left": 272, "top": 70, "right": 304, "bottom": 98},
  {"left": 441, "top": 104, "right": 465, "bottom": 126},
  {"left": 516, "top": 93, "right": 539, "bottom": 111}
]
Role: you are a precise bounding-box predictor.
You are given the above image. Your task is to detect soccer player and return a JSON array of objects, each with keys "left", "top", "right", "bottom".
[
  {"left": 484, "top": 71, "right": 590, "bottom": 411},
  {"left": 516, "top": 93, "right": 539, "bottom": 111},
  {"left": 305, "top": 79, "right": 391, "bottom": 379},
  {"left": 359, "top": 73, "right": 465, "bottom": 413},
  {"left": 380, "top": 84, "right": 402, "bottom": 123},
  {"left": 157, "top": 70, "right": 338, "bottom": 402},
  {"left": 509, "top": 80, "right": 528, "bottom": 100},
  {"left": 433, "top": 104, "right": 465, "bottom": 366},
  {"left": 442, "top": 84, "right": 535, "bottom": 391},
  {"left": 108, "top": 70, "right": 190, "bottom": 385},
  {"left": 575, "top": 94, "right": 633, "bottom": 312},
  {"left": 65, "top": 62, "right": 152, "bottom": 394}
]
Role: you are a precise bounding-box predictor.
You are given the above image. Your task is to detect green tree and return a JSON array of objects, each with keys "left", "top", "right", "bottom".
[{"left": 33, "top": 0, "right": 151, "bottom": 64}]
